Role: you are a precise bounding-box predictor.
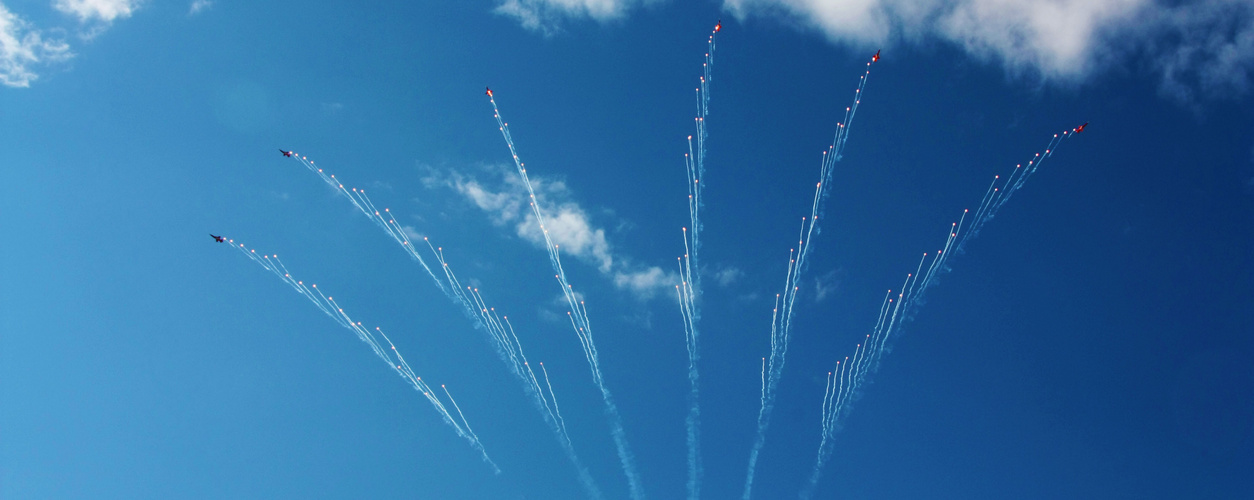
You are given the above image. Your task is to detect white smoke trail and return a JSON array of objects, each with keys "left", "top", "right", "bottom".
[
  {"left": 742, "top": 53, "right": 878, "bottom": 500},
  {"left": 674, "top": 22, "right": 719, "bottom": 500},
  {"left": 489, "top": 94, "right": 644, "bottom": 500},
  {"left": 223, "top": 238, "right": 499, "bottom": 473},
  {"left": 280, "top": 155, "right": 601, "bottom": 498},
  {"left": 802, "top": 128, "right": 1079, "bottom": 498}
]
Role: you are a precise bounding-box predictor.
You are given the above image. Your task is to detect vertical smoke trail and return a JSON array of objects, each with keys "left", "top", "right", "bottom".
[
  {"left": 674, "top": 21, "right": 719, "bottom": 500},
  {"left": 489, "top": 94, "right": 644, "bottom": 500},
  {"left": 802, "top": 128, "right": 1079, "bottom": 498},
  {"left": 223, "top": 238, "right": 499, "bottom": 473},
  {"left": 279, "top": 155, "right": 601, "bottom": 498},
  {"left": 742, "top": 53, "right": 877, "bottom": 500},
  {"left": 539, "top": 362, "right": 573, "bottom": 446}
]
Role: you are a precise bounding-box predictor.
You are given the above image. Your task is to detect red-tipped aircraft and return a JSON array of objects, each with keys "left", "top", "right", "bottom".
[
  {"left": 714, "top": 20, "right": 721, "bottom": 33},
  {"left": 485, "top": 87, "right": 493, "bottom": 97},
  {"left": 279, "top": 149, "right": 293, "bottom": 157},
  {"left": 1075, "top": 122, "right": 1088, "bottom": 133},
  {"left": 872, "top": 50, "right": 880, "bottom": 62},
  {"left": 210, "top": 234, "right": 225, "bottom": 243}
]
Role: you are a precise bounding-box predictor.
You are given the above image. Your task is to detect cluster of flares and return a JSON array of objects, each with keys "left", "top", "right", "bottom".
[
  {"left": 490, "top": 79, "right": 646, "bottom": 500},
  {"left": 674, "top": 24, "right": 718, "bottom": 500},
  {"left": 800, "top": 129, "right": 1075, "bottom": 499},
  {"left": 280, "top": 150, "right": 604, "bottom": 497},
  {"left": 743, "top": 53, "right": 875, "bottom": 500},
  {"left": 224, "top": 237, "right": 497, "bottom": 472},
  {"left": 217, "top": 18, "right": 1084, "bottom": 500}
]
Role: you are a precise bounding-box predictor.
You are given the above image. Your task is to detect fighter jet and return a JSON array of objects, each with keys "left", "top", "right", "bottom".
[
  {"left": 714, "top": 20, "right": 721, "bottom": 33},
  {"left": 210, "top": 234, "right": 226, "bottom": 243},
  {"left": 872, "top": 50, "right": 880, "bottom": 63},
  {"left": 279, "top": 149, "right": 293, "bottom": 157},
  {"left": 485, "top": 87, "right": 493, "bottom": 97},
  {"left": 1075, "top": 122, "right": 1088, "bottom": 133}
]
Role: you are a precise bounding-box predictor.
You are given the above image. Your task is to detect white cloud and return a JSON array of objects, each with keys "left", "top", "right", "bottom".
[
  {"left": 813, "top": 268, "right": 842, "bottom": 302},
  {"left": 725, "top": 0, "right": 1148, "bottom": 80},
  {"left": 189, "top": 0, "right": 212, "bottom": 16},
  {"left": 492, "top": 0, "right": 1254, "bottom": 98},
  {"left": 613, "top": 266, "right": 669, "bottom": 299},
  {"left": 0, "top": 3, "right": 72, "bottom": 88},
  {"left": 321, "top": 102, "right": 344, "bottom": 115},
  {"left": 401, "top": 225, "right": 425, "bottom": 242},
  {"left": 1143, "top": 0, "right": 1254, "bottom": 101},
  {"left": 940, "top": 0, "right": 1145, "bottom": 79},
  {"left": 713, "top": 266, "right": 743, "bottom": 287},
  {"left": 723, "top": 0, "right": 1254, "bottom": 98},
  {"left": 517, "top": 204, "right": 614, "bottom": 272},
  {"left": 54, "top": 0, "right": 141, "bottom": 23},
  {"left": 495, "top": 0, "right": 653, "bottom": 33},
  {"left": 427, "top": 166, "right": 612, "bottom": 270},
  {"left": 426, "top": 164, "right": 677, "bottom": 298}
]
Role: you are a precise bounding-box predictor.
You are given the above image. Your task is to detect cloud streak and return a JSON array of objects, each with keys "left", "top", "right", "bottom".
[
  {"left": 494, "top": 0, "right": 661, "bottom": 33},
  {"left": 189, "top": 0, "right": 212, "bottom": 16},
  {"left": 54, "top": 0, "right": 141, "bottom": 40},
  {"left": 54, "top": 0, "right": 140, "bottom": 23},
  {"left": 2, "top": 0, "right": 146, "bottom": 88},
  {"left": 724, "top": 0, "right": 1149, "bottom": 80},
  {"left": 1143, "top": 0, "right": 1254, "bottom": 101},
  {"left": 492, "top": 0, "right": 1254, "bottom": 100},
  {"left": 0, "top": 3, "right": 72, "bottom": 88},
  {"left": 723, "top": 0, "right": 1254, "bottom": 99},
  {"left": 425, "top": 165, "right": 676, "bottom": 299}
]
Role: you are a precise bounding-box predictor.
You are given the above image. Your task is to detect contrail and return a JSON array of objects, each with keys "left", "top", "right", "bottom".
[
  {"left": 801, "top": 128, "right": 1079, "bottom": 498},
  {"left": 281, "top": 154, "right": 602, "bottom": 498},
  {"left": 743, "top": 53, "right": 878, "bottom": 500},
  {"left": 222, "top": 238, "right": 498, "bottom": 473},
  {"left": 673, "top": 21, "right": 718, "bottom": 500},
  {"left": 489, "top": 93, "right": 644, "bottom": 500}
]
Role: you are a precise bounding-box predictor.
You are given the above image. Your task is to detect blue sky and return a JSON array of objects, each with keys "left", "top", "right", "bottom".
[{"left": 2, "top": 1, "right": 1253, "bottom": 499}]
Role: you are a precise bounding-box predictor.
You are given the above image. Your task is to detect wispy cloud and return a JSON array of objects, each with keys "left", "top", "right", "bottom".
[
  {"left": 425, "top": 164, "right": 677, "bottom": 299},
  {"left": 54, "top": 0, "right": 140, "bottom": 23},
  {"left": 1142, "top": 0, "right": 1254, "bottom": 101},
  {"left": 493, "top": 0, "right": 1254, "bottom": 99},
  {"left": 0, "top": 3, "right": 72, "bottom": 88},
  {"left": 721, "top": 0, "right": 1254, "bottom": 100},
  {"left": 401, "top": 225, "right": 425, "bottom": 243},
  {"left": 54, "top": 0, "right": 141, "bottom": 39},
  {"left": 613, "top": 266, "right": 669, "bottom": 297},
  {"left": 188, "top": 0, "right": 212, "bottom": 16},
  {"left": 812, "top": 268, "right": 842, "bottom": 303},
  {"left": 321, "top": 102, "right": 344, "bottom": 115},
  {"left": 713, "top": 266, "right": 743, "bottom": 287},
  {"left": 724, "top": 0, "right": 1147, "bottom": 80},
  {"left": 494, "top": 0, "right": 655, "bottom": 33}
]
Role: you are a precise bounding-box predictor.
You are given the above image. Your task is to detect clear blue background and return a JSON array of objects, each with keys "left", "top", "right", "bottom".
[{"left": 2, "top": 1, "right": 1252, "bottom": 499}]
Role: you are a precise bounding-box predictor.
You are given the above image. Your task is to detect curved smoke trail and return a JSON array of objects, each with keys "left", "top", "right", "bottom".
[
  {"left": 743, "top": 54, "right": 877, "bottom": 500},
  {"left": 282, "top": 154, "right": 602, "bottom": 498},
  {"left": 223, "top": 238, "right": 498, "bottom": 473},
  {"left": 673, "top": 21, "right": 718, "bottom": 500},
  {"left": 802, "top": 128, "right": 1078, "bottom": 498},
  {"left": 489, "top": 94, "right": 644, "bottom": 500}
]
